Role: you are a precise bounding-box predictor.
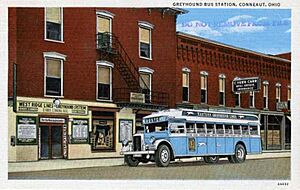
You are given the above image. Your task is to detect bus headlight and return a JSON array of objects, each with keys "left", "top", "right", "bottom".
[
  {"left": 122, "top": 139, "right": 129, "bottom": 147},
  {"left": 150, "top": 136, "right": 156, "bottom": 144}
]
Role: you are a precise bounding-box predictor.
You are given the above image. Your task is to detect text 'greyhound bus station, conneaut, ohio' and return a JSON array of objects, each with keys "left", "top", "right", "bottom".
[{"left": 8, "top": 8, "right": 290, "bottom": 162}]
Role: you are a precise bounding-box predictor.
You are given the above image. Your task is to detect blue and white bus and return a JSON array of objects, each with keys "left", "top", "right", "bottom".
[{"left": 121, "top": 109, "right": 261, "bottom": 167}]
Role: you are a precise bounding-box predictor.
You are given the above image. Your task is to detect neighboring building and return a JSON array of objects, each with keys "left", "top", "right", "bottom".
[
  {"left": 176, "top": 32, "right": 291, "bottom": 150},
  {"left": 8, "top": 7, "right": 186, "bottom": 161},
  {"left": 8, "top": 8, "right": 291, "bottom": 162}
]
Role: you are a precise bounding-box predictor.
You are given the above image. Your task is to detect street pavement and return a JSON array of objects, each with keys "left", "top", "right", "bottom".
[
  {"left": 9, "top": 157, "right": 290, "bottom": 180},
  {"left": 8, "top": 151, "right": 290, "bottom": 173}
]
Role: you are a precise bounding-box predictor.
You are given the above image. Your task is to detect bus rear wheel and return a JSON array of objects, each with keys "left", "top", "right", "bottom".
[
  {"left": 155, "top": 144, "right": 171, "bottom": 167},
  {"left": 232, "top": 144, "right": 246, "bottom": 163},
  {"left": 203, "top": 156, "right": 219, "bottom": 164},
  {"left": 124, "top": 155, "right": 140, "bottom": 167}
]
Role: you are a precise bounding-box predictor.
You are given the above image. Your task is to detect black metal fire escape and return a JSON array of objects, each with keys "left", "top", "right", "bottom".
[{"left": 96, "top": 32, "right": 169, "bottom": 108}]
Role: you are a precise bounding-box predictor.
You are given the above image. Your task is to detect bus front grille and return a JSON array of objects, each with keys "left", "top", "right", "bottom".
[{"left": 133, "top": 136, "right": 141, "bottom": 151}]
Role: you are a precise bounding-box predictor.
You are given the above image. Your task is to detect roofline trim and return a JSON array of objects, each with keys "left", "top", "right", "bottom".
[{"left": 177, "top": 32, "right": 291, "bottom": 63}]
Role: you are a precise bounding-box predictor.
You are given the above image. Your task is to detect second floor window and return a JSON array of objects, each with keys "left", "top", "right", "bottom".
[
  {"left": 182, "top": 71, "right": 189, "bottom": 102},
  {"left": 235, "top": 93, "right": 240, "bottom": 107},
  {"left": 44, "top": 56, "right": 64, "bottom": 97},
  {"left": 263, "top": 81, "right": 269, "bottom": 109},
  {"left": 45, "top": 8, "right": 63, "bottom": 41},
  {"left": 139, "top": 72, "right": 151, "bottom": 103},
  {"left": 249, "top": 91, "right": 255, "bottom": 108},
  {"left": 219, "top": 74, "right": 226, "bottom": 106},
  {"left": 97, "top": 14, "right": 112, "bottom": 48},
  {"left": 200, "top": 71, "right": 208, "bottom": 103},
  {"left": 97, "top": 64, "right": 113, "bottom": 100},
  {"left": 276, "top": 83, "right": 281, "bottom": 103},
  {"left": 288, "top": 85, "right": 291, "bottom": 110}
]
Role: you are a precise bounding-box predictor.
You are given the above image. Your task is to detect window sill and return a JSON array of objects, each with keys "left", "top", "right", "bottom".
[
  {"left": 139, "top": 56, "right": 152, "bottom": 61},
  {"left": 44, "top": 95, "right": 64, "bottom": 99},
  {"left": 96, "top": 99, "right": 113, "bottom": 103},
  {"left": 45, "top": 39, "right": 65, "bottom": 44}
]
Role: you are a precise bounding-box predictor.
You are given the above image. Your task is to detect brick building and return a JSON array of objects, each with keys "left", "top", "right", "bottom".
[
  {"left": 176, "top": 32, "right": 291, "bottom": 150},
  {"left": 8, "top": 7, "right": 186, "bottom": 161},
  {"left": 8, "top": 7, "right": 290, "bottom": 162}
]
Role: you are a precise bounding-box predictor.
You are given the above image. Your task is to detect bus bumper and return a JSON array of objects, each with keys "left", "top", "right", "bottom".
[{"left": 120, "top": 150, "right": 155, "bottom": 157}]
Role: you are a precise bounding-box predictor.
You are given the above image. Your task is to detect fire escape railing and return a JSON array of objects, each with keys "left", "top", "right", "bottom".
[{"left": 96, "top": 32, "right": 169, "bottom": 107}]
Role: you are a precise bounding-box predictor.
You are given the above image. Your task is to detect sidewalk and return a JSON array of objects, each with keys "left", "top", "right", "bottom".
[{"left": 8, "top": 151, "right": 290, "bottom": 173}]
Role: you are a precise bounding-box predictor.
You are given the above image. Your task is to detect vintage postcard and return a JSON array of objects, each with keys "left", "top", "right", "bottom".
[{"left": 0, "top": 0, "right": 299, "bottom": 189}]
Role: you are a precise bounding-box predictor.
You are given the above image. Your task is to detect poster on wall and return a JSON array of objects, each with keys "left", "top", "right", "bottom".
[
  {"left": 16, "top": 116, "right": 37, "bottom": 145},
  {"left": 72, "top": 119, "right": 89, "bottom": 143},
  {"left": 119, "top": 119, "right": 133, "bottom": 143}
]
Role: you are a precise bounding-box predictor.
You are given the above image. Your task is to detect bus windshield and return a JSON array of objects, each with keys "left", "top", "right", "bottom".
[{"left": 145, "top": 121, "right": 168, "bottom": 133}]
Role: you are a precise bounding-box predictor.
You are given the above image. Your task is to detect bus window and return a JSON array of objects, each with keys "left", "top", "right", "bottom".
[
  {"left": 216, "top": 124, "right": 224, "bottom": 135},
  {"left": 233, "top": 125, "right": 241, "bottom": 135},
  {"left": 170, "top": 124, "right": 185, "bottom": 134},
  {"left": 250, "top": 125, "right": 258, "bottom": 135},
  {"left": 225, "top": 125, "right": 233, "bottom": 135},
  {"left": 206, "top": 124, "right": 215, "bottom": 135},
  {"left": 186, "top": 123, "right": 196, "bottom": 133},
  {"left": 196, "top": 123, "right": 206, "bottom": 135},
  {"left": 242, "top": 125, "right": 249, "bottom": 135},
  {"left": 146, "top": 122, "right": 168, "bottom": 133}
]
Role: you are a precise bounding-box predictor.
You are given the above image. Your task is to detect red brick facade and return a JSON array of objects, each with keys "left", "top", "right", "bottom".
[
  {"left": 8, "top": 8, "right": 179, "bottom": 106},
  {"left": 176, "top": 32, "right": 291, "bottom": 112}
]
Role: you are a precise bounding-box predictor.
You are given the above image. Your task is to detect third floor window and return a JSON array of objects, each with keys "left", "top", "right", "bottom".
[{"left": 45, "top": 7, "right": 63, "bottom": 42}]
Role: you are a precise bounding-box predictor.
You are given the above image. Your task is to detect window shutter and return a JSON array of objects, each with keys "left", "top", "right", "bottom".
[
  {"left": 47, "top": 59, "right": 61, "bottom": 77},
  {"left": 140, "top": 28, "right": 150, "bottom": 44},
  {"left": 46, "top": 8, "right": 61, "bottom": 24},
  {"left": 98, "top": 66, "right": 110, "bottom": 84},
  {"left": 97, "top": 17, "right": 110, "bottom": 33}
]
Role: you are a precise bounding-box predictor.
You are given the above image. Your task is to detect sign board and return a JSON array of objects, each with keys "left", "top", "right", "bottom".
[
  {"left": 232, "top": 77, "right": 261, "bottom": 93},
  {"left": 72, "top": 119, "right": 89, "bottom": 143},
  {"left": 277, "top": 102, "right": 288, "bottom": 111},
  {"left": 119, "top": 119, "right": 133, "bottom": 142},
  {"left": 40, "top": 118, "right": 65, "bottom": 123},
  {"left": 16, "top": 116, "right": 37, "bottom": 145},
  {"left": 17, "top": 100, "right": 88, "bottom": 115},
  {"left": 130, "top": 92, "right": 145, "bottom": 103}
]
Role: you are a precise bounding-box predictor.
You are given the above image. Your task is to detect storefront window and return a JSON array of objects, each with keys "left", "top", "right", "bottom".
[{"left": 92, "top": 119, "right": 114, "bottom": 150}]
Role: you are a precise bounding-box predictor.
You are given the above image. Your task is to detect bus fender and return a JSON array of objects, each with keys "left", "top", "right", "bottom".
[{"left": 153, "top": 139, "right": 174, "bottom": 152}]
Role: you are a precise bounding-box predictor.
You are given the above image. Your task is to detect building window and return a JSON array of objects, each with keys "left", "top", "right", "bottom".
[
  {"left": 45, "top": 8, "right": 63, "bottom": 42},
  {"left": 97, "top": 61, "right": 113, "bottom": 101},
  {"left": 263, "top": 81, "right": 269, "bottom": 109},
  {"left": 182, "top": 68, "right": 190, "bottom": 102},
  {"left": 288, "top": 85, "right": 291, "bottom": 110},
  {"left": 96, "top": 11, "right": 113, "bottom": 48},
  {"left": 235, "top": 93, "right": 240, "bottom": 107},
  {"left": 139, "top": 21, "right": 153, "bottom": 59},
  {"left": 200, "top": 71, "right": 208, "bottom": 103},
  {"left": 219, "top": 74, "right": 226, "bottom": 106},
  {"left": 276, "top": 83, "right": 281, "bottom": 103},
  {"left": 249, "top": 91, "right": 255, "bottom": 108},
  {"left": 139, "top": 67, "right": 153, "bottom": 103},
  {"left": 44, "top": 52, "right": 66, "bottom": 97}
]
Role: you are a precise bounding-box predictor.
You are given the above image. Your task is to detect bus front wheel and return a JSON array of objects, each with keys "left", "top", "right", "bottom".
[
  {"left": 124, "top": 155, "right": 140, "bottom": 167},
  {"left": 155, "top": 144, "right": 171, "bottom": 167},
  {"left": 232, "top": 144, "right": 246, "bottom": 163},
  {"left": 203, "top": 156, "right": 219, "bottom": 164}
]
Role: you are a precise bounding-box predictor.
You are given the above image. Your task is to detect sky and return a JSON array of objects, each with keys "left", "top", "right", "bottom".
[{"left": 176, "top": 9, "right": 291, "bottom": 55}]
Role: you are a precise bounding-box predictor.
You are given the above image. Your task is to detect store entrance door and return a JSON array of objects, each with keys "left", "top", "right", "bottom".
[{"left": 40, "top": 125, "right": 63, "bottom": 159}]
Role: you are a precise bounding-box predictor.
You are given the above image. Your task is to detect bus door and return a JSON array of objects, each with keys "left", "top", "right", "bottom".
[
  {"left": 206, "top": 123, "right": 217, "bottom": 154},
  {"left": 224, "top": 124, "right": 234, "bottom": 154},
  {"left": 195, "top": 122, "right": 207, "bottom": 155},
  {"left": 249, "top": 124, "right": 261, "bottom": 153},
  {"left": 186, "top": 122, "right": 197, "bottom": 155},
  {"left": 215, "top": 124, "right": 226, "bottom": 154},
  {"left": 241, "top": 124, "right": 250, "bottom": 151},
  {"left": 169, "top": 122, "right": 187, "bottom": 156}
]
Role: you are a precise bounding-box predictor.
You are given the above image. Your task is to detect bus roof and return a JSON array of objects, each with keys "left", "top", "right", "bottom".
[{"left": 143, "top": 109, "right": 259, "bottom": 124}]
